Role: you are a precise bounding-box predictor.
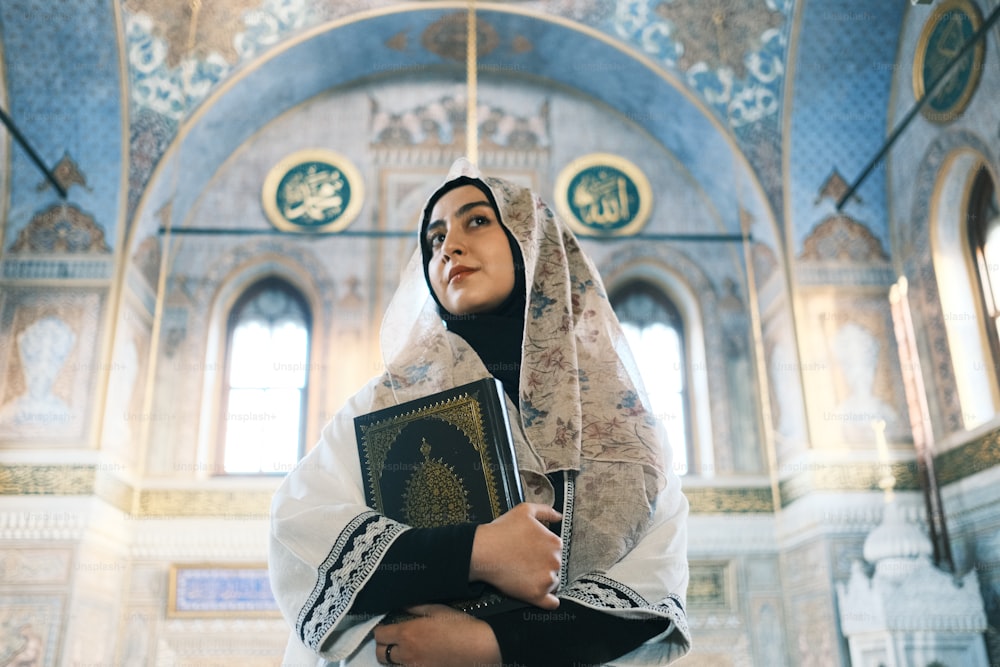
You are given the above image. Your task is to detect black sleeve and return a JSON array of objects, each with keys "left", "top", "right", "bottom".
[
  {"left": 484, "top": 600, "right": 670, "bottom": 667},
  {"left": 349, "top": 522, "right": 486, "bottom": 615}
]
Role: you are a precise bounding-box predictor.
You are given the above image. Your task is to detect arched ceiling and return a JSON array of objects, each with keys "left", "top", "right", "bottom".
[
  {"left": 143, "top": 6, "right": 759, "bottom": 241},
  {"left": 0, "top": 0, "right": 911, "bottom": 261}
]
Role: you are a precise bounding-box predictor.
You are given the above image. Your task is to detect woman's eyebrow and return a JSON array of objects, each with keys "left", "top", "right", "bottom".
[
  {"left": 455, "top": 200, "right": 491, "bottom": 217},
  {"left": 425, "top": 220, "right": 445, "bottom": 237},
  {"left": 427, "top": 200, "right": 493, "bottom": 229}
]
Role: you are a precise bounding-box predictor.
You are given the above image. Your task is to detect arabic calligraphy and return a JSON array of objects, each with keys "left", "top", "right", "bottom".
[
  {"left": 571, "top": 170, "right": 634, "bottom": 228},
  {"left": 924, "top": 10, "right": 973, "bottom": 110},
  {"left": 278, "top": 163, "right": 347, "bottom": 224},
  {"left": 262, "top": 150, "right": 365, "bottom": 233},
  {"left": 914, "top": 0, "right": 983, "bottom": 122},
  {"left": 556, "top": 154, "right": 652, "bottom": 237},
  {"left": 170, "top": 566, "right": 280, "bottom": 616}
]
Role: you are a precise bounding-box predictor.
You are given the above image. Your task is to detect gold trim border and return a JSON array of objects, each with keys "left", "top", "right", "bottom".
[
  {"left": 685, "top": 486, "right": 775, "bottom": 514},
  {"left": 138, "top": 489, "right": 274, "bottom": 519},
  {"left": 687, "top": 559, "right": 736, "bottom": 610},
  {"left": 912, "top": 0, "right": 984, "bottom": 123},
  {"left": 553, "top": 152, "right": 653, "bottom": 237},
  {"left": 6, "top": 427, "right": 999, "bottom": 515},
  {"left": 167, "top": 562, "right": 281, "bottom": 619},
  {"left": 261, "top": 149, "right": 365, "bottom": 233},
  {"left": 0, "top": 464, "right": 97, "bottom": 495},
  {"left": 779, "top": 462, "right": 922, "bottom": 507},
  {"left": 936, "top": 426, "right": 1000, "bottom": 486}
]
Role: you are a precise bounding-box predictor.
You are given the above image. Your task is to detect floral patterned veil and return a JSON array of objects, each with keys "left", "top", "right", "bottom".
[{"left": 371, "top": 159, "right": 674, "bottom": 580}]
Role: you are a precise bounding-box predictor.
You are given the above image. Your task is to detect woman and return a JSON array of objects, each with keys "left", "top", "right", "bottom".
[{"left": 269, "top": 159, "right": 691, "bottom": 666}]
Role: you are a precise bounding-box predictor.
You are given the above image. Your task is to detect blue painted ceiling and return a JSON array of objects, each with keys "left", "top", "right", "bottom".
[{"left": 0, "top": 0, "right": 910, "bottom": 257}]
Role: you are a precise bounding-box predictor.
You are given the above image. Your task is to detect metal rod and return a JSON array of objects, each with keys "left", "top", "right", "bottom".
[
  {"left": 889, "top": 276, "right": 955, "bottom": 572},
  {"left": 836, "top": 3, "right": 1000, "bottom": 211},
  {"left": 740, "top": 220, "right": 782, "bottom": 513},
  {"left": 466, "top": 0, "right": 478, "bottom": 166},
  {"left": 0, "top": 105, "right": 67, "bottom": 199},
  {"left": 157, "top": 226, "right": 748, "bottom": 242}
]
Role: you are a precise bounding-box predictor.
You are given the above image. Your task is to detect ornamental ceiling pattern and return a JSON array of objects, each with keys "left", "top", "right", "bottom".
[
  {"left": 118, "top": 0, "right": 796, "bottom": 230},
  {"left": 122, "top": 0, "right": 794, "bottom": 128},
  {"left": 123, "top": 0, "right": 262, "bottom": 68},
  {"left": 617, "top": 0, "right": 791, "bottom": 128},
  {"left": 124, "top": 0, "right": 311, "bottom": 119}
]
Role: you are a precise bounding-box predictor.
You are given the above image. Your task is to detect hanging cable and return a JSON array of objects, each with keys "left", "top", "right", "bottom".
[
  {"left": 836, "top": 3, "right": 1000, "bottom": 211},
  {"left": 0, "top": 105, "right": 68, "bottom": 199}
]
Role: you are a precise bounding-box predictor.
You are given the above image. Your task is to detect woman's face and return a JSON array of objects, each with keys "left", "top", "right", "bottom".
[{"left": 425, "top": 185, "right": 516, "bottom": 316}]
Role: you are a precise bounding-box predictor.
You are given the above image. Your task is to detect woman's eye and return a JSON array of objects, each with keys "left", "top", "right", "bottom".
[
  {"left": 470, "top": 215, "right": 490, "bottom": 227},
  {"left": 428, "top": 233, "right": 445, "bottom": 248}
]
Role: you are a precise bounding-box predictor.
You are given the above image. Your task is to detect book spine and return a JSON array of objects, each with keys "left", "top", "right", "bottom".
[{"left": 481, "top": 378, "right": 524, "bottom": 507}]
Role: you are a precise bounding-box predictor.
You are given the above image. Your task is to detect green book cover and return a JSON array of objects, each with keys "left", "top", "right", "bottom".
[{"left": 354, "top": 377, "right": 526, "bottom": 617}]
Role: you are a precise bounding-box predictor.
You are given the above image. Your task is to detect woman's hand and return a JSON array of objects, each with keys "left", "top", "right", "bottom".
[
  {"left": 374, "top": 604, "right": 501, "bottom": 666},
  {"left": 470, "top": 502, "right": 562, "bottom": 609}
]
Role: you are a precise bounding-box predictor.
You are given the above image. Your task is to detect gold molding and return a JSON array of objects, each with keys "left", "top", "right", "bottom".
[
  {"left": 686, "top": 486, "right": 774, "bottom": 514},
  {"left": 779, "top": 461, "right": 922, "bottom": 507},
  {"left": 94, "top": 470, "right": 136, "bottom": 513},
  {"left": 4, "top": 438, "right": 999, "bottom": 517},
  {"left": 0, "top": 464, "right": 96, "bottom": 495},
  {"left": 687, "top": 559, "right": 736, "bottom": 609},
  {"left": 138, "top": 488, "right": 272, "bottom": 518},
  {"left": 936, "top": 426, "right": 1000, "bottom": 486}
]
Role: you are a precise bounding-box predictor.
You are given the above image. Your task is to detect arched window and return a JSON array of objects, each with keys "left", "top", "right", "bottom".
[
  {"left": 968, "top": 167, "right": 1000, "bottom": 368},
  {"left": 220, "top": 277, "right": 311, "bottom": 474},
  {"left": 611, "top": 282, "right": 691, "bottom": 474}
]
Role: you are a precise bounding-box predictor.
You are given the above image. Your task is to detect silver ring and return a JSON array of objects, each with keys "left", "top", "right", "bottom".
[{"left": 386, "top": 643, "right": 399, "bottom": 666}]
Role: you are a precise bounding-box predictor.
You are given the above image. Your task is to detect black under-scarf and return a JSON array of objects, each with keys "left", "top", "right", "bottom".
[{"left": 420, "top": 177, "right": 527, "bottom": 405}]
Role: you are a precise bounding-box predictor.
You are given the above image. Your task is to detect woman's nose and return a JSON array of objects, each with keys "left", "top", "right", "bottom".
[{"left": 442, "top": 229, "right": 465, "bottom": 257}]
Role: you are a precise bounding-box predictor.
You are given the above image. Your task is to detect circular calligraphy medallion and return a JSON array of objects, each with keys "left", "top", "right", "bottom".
[
  {"left": 912, "top": 0, "right": 984, "bottom": 124},
  {"left": 554, "top": 153, "right": 652, "bottom": 237},
  {"left": 262, "top": 149, "right": 364, "bottom": 233}
]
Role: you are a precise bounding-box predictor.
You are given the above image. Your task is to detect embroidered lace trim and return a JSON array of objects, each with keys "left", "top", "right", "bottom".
[
  {"left": 297, "top": 512, "right": 406, "bottom": 650},
  {"left": 563, "top": 574, "right": 688, "bottom": 635},
  {"left": 559, "top": 471, "right": 576, "bottom": 590}
]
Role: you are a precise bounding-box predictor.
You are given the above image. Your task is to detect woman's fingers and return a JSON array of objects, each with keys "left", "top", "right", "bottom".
[
  {"left": 526, "top": 502, "right": 563, "bottom": 525},
  {"left": 469, "top": 502, "right": 563, "bottom": 606}
]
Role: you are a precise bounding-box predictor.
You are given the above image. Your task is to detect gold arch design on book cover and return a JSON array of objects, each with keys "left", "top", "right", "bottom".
[
  {"left": 402, "top": 438, "right": 473, "bottom": 528},
  {"left": 359, "top": 389, "right": 505, "bottom": 520}
]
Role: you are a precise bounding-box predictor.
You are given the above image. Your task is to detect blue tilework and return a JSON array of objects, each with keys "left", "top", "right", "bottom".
[
  {"left": 608, "top": 0, "right": 795, "bottom": 132},
  {"left": 0, "top": 0, "right": 123, "bottom": 249},
  {"left": 788, "top": 1, "right": 906, "bottom": 254}
]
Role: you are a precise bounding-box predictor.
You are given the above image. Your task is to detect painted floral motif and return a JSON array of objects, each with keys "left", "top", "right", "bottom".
[
  {"left": 124, "top": 0, "right": 311, "bottom": 120},
  {"left": 613, "top": 0, "right": 792, "bottom": 128}
]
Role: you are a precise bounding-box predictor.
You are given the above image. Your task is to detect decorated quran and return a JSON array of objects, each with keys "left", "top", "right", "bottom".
[{"left": 353, "top": 377, "right": 525, "bottom": 617}]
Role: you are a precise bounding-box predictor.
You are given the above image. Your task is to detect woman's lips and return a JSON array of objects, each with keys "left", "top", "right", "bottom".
[{"left": 448, "top": 265, "right": 475, "bottom": 283}]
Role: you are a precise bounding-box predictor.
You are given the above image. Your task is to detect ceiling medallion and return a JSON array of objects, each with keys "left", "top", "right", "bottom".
[
  {"left": 422, "top": 11, "right": 499, "bottom": 62},
  {"left": 913, "top": 0, "right": 984, "bottom": 123},
  {"left": 554, "top": 153, "right": 652, "bottom": 237},
  {"left": 261, "top": 150, "right": 364, "bottom": 233}
]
